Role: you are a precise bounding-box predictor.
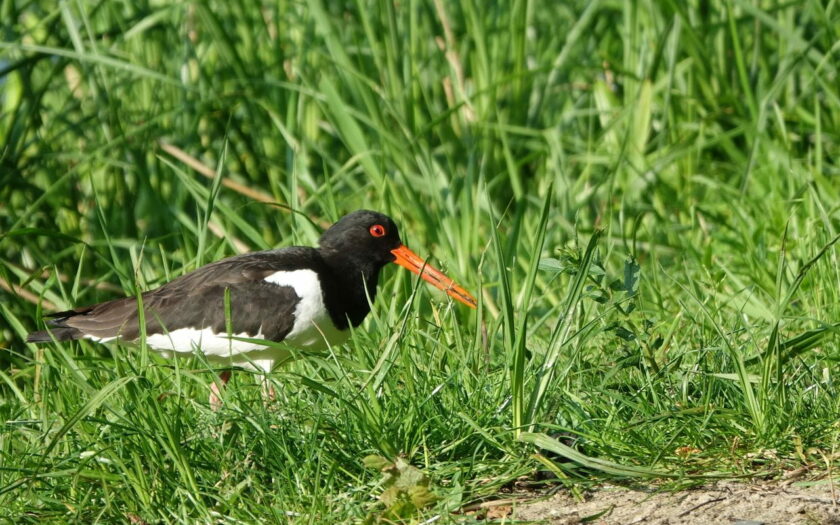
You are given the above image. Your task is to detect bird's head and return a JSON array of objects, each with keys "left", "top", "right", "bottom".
[{"left": 319, "top": 210, "right": 476, "bottom": 308}]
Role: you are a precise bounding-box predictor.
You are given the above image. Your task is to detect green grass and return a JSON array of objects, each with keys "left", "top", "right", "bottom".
[{"left": 2, "top": 0, "right": 840, "bottom": 522}]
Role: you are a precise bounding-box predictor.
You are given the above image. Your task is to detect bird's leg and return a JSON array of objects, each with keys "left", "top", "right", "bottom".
[
  {"left": 253, "top": 360, "right": 276, "bottom": 405},
  {"left": 261, "top": 377, "right": 276, "bottom": 404},
  {"left": 209, "top": 370, "right": 232, "bottom": 410}
]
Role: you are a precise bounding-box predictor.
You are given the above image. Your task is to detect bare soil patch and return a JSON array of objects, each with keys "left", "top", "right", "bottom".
[{"left": 514, "top": 479, "right": 839, "bottom": 524}]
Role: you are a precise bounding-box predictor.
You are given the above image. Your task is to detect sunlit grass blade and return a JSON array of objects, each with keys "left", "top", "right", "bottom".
[
  {"left": 527, "top": 230, "right": 603, "bottom": 429},
  {"left": 520, "top": 433, "right": 676, "bottom": 478}
]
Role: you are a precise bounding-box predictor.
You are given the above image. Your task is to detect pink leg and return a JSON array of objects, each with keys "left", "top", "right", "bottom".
[
  {"left": 254, "top": 360, "right": 276, "bottom": 405},
  {"left": 262, "top": 379, "right": 276, "bottom": 404},
  {"left": 209, "top": 370, "right": 232, "bottom": 410}
]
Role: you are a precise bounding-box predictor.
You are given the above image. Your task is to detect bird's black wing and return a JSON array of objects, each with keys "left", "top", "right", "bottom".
[{"left": 27, "top": 248, "right": 323, "bottom": 343}]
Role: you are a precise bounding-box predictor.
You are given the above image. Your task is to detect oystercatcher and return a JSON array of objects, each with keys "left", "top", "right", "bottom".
[{"left": 27, "top": 210, "right": 476, "bottom": 405}]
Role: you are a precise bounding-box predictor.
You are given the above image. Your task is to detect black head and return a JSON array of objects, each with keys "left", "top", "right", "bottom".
[
  {"left": 317, "top": 210, "right": 477, "bottom": 318},
  {"left": 318, "top": 210, "right": 402, "bottom": 267}
]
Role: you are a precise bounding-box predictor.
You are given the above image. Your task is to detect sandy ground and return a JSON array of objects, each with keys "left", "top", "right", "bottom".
[{"left": 511, "top": 480, "right": 840, "bottom": 524}]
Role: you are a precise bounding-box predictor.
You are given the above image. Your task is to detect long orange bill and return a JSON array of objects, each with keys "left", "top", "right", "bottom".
[{"left": 390, "top": 245, "right": 477, "bottom": 309}]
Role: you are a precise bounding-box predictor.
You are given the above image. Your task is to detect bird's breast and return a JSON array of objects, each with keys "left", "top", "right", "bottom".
[{"left": 263, "top": 269, "right": 349, "bottom": 350}]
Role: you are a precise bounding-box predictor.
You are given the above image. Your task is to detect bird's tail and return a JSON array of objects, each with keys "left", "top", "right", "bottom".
[
  {"left": 26, "top": 326, "right": 84, "bottom": 343},
  {"left": 26, "top": 310, "right": 87, "bottom": 343}
]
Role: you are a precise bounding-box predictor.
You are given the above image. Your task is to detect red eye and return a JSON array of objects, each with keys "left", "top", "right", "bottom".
[{"left": 369, "top": 224, "right": 386, "bottom": 237}]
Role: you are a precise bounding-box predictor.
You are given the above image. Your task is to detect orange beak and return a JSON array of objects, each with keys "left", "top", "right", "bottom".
[{"left": 390, "top": 245, "right": 477, "bottom": 309}]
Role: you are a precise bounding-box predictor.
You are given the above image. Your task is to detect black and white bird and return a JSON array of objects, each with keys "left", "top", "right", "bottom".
[{"left": 27, "top": 210, "right": 476, "bottom": 405}]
